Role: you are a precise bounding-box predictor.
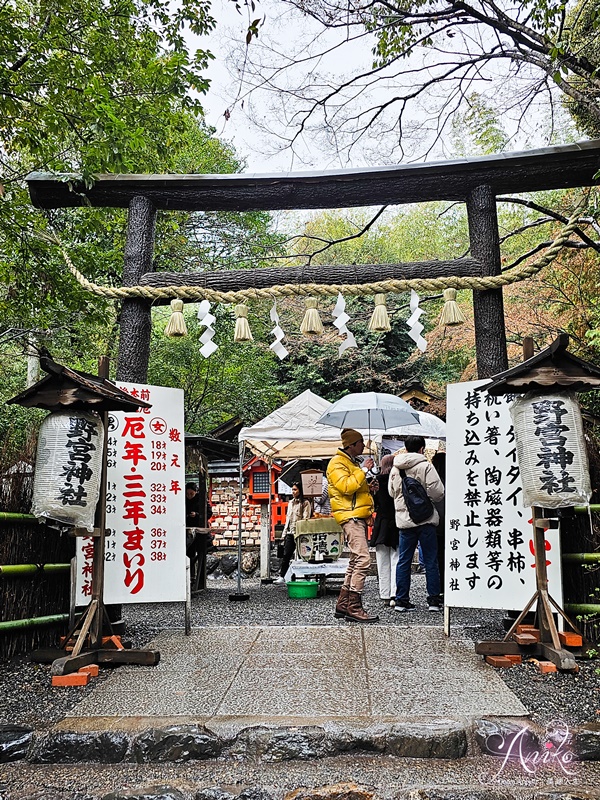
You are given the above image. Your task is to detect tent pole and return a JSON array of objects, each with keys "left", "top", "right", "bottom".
[{"left": 230, "top": 439, "right": 249, "bottom": 601}]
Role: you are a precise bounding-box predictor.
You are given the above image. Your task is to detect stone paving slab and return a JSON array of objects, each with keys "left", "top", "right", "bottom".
[{"left": 64, "top": 625, "right": 527, "bottom": 725}]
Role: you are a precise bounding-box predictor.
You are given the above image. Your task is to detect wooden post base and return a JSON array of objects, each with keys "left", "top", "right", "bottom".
[
  {"left": 50, "top": 648, "right": 160, "bottom": 676},
  {"left": 475, "top": 639, "right": 578, "bottom": 671},
  {"left": 31, "top": 646, "right": 160, "bottom": 673}
]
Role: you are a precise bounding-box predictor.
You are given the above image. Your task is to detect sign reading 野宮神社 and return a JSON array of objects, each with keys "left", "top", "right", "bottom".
[
  {"left": 511, "top": 392, "right": 591, "bottom": 509},
  {"left": 445, "top": 380, "right": 563, "bottom": 611},
  {"left": 75, "top": 383, "right": 186, "bottom": 605}
]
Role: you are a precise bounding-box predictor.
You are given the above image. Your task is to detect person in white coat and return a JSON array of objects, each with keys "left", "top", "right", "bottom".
[{"left": 389, "top": 435, "right": 445, "bottom": 612}]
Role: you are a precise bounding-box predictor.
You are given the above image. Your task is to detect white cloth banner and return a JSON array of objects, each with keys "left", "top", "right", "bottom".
[
  {"left": 445, "top": 380, "right": 562, "bottom": 611},
  {"left": 75, "top": 384, "right": 186, "bottom": 605}
]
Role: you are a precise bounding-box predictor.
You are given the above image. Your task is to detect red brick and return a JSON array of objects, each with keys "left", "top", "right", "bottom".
[
  {"left": 485, "top": 655, "right": 514, "bottom": 668},
  {"left": 51, "top": 671, "right": 90, "bottom": 687},
  {"left": 558, "top": 631, "right": 583, "bottom": 648},
  {"left": 101, "top": 635, "right": 124, "bottom": 650},
  {"left": 79, "top": 664, "right": 99, "bottom": 677},
  {"left": 537, "top": 660, "right": 558, "bottom": 674},
  {"left": 513, "top": 632, "right": 538, "bottom": 646},
  {"left": 515, "top": 625, "right": 541, "bottom": 641},
  {"left": 504, "top": 654, "right": 523, "bottom": 665},
  {"left": 516, "top": 624, "right": 537, "bottom": 635}
]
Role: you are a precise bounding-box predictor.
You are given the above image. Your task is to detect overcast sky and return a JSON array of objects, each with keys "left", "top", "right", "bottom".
[
  {"left": 193, "top": 0, "right": 576, "bottom": 175},
  {"left": 194, "top": 0, "right": 381, "bottom": 173}
]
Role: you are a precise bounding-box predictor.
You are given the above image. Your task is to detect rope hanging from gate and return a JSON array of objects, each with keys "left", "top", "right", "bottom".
[{"left": 41, "top": 200, "right": 585, "bottom": 306}]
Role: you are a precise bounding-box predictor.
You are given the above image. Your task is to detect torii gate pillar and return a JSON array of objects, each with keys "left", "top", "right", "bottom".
[
  {"left": 467, "top": 184, "right": 509, "bottom": 378},
  {"left": 116, "top": 195, "right": 156, "bottom": 382}
]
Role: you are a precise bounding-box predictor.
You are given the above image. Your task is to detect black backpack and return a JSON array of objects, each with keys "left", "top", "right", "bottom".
[{"left": 399, "top": 469, "right": 434, "bottom": 524}]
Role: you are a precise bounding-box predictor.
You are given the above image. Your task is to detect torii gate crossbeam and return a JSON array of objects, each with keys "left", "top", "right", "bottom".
[{"left": 26, "top": 140, "right": 600, "bottom": 381}]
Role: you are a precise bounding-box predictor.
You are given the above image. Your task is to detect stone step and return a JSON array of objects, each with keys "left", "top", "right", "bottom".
[{"left": 2, "top": 717, "right": 599, "bottom": 765}]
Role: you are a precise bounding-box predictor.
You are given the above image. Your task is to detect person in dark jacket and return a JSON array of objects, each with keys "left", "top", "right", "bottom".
[
  {"left": 369, "top": 454, "right": 399, "bottom": 607},
  {"left": 274, "top": 482, "right": 311, "bottom": 584}
]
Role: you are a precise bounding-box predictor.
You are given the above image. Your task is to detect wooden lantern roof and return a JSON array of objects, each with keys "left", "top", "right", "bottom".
[
  {"left": 7, "top": 356, "right": 152, "bottom": 412},
  {"left": 25, "top": 140, "right": 600, "bottom": 212},
  {"left": 480, "top": 334, "right": 600, "bottom": 395}
]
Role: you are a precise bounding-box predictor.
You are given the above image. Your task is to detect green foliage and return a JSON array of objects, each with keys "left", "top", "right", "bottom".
[
  {"left": 275, "top": 296, "right": 417, "bottom": 399},
  {"left": 417, "top": 345, "right": 473, "bottom": 388},
  {"left": 451, "top": 94, "right": 510, "bottom": 157},
  {"left": 0, "top": 354, "right": 45, "bottom": 456},
  {"left": 278, "top": 203, "right": 473, "bottom": 398},
  {"left": 294, "top": 203, "right": 469, "bottom": 266},
  {"left": 149, "top": 309, "right": 285, "bottom": 431},
  {"left": 0, "top": 0, "right": 215, "bottom": 178},
  {"left": 0, "top": 1, "right": 219, "bottom": 347},
  {"left": 0, "top": 0, "right": 289, "bottom": 452},
  {"left": 564, "top": 0, "right": 600, "bottom": 136}
]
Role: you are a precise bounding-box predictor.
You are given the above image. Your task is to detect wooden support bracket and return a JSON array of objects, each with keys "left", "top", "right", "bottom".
[{"left": 51, "top": 648, "right": 160, "bottom": 675}]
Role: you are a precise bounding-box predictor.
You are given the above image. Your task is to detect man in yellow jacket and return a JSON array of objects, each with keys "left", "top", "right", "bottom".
[{"left": 327, "top": 428, "right": 379, "bottom": 623}]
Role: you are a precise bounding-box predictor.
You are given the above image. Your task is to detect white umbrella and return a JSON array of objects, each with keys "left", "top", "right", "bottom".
[
  {"left": 385, "top": 410, "right": 446, "bottom": 439},
  {"left": 317, "top": 392, "right": 420, "bottom": 434}
]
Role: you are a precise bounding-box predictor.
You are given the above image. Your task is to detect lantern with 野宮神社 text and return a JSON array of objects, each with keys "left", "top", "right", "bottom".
[
  {"left": 31, "top": 410, "right": 104, "bottom": 532},
  {"left": 510, "top": 391, "right": 592, "bottom": 509}
]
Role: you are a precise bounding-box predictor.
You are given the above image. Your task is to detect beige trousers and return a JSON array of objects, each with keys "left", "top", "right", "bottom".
[{"left": 341, "top": 518, "right": 371, "bottom": 593}]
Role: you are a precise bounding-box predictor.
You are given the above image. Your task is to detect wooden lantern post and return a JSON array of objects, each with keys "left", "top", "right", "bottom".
[
  {"left": 8, "top": 356, "right": 160, "bottom": 675},
  {"left": 475, "top": 335, "right": 600, "bottom": 671}
]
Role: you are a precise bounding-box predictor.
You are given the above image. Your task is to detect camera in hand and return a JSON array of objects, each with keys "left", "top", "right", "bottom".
[{"left": 365, "top": 465, "right": 380, "bottom": 483}]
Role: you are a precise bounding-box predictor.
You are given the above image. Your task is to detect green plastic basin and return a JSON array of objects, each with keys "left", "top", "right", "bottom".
[{"left": 287, "top": 580, "right": 319, "bottom": 599}]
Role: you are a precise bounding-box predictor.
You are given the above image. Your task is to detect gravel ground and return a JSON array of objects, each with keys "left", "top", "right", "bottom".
[{"left": 1, "top": 572, "right": 599, "bottom": 731}]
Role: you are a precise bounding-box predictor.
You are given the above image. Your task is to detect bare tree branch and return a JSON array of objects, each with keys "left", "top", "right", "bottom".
[
  {"left": 225, "top": 0, "right": 600, "bottom": 164},
  {"left": 498, "top": 196, "right": 600, "bottom": 252}
]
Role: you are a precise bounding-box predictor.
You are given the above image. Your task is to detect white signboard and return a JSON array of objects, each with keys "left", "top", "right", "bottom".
[
  {"left": 76, "top": 383, "right": 186, "bottom": 605},
  {"left": 445, "top": 380, "right": 562, "bottom": 611}
]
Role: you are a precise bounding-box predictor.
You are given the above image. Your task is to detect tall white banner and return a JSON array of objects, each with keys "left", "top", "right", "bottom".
[
  {"left": 76, "top": 384, "right": 186, "bottom": 605},
  {"left": 445, "top": 380, "right": 562, "bottom": 611}
]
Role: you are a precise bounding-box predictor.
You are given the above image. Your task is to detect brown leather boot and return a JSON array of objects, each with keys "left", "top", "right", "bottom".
[
  {"left": 345, "top": 590, "right": 379, "bottom": 623},
  {"left": 334, "top": 586, "right": 350, "bottom": 619}
]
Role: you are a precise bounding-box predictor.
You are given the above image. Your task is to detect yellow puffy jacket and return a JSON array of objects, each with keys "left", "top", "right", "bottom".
[{"left": 326, "top": 449, "right": 374, "bottom": 524}]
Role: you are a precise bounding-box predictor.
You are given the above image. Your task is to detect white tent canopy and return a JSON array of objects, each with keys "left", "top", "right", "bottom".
[
  {"left": 239, "top": 390, "right": 445, "bottom": 461},
  {"left": 239, "top": 390, "right": 344, "bottom": 460}
]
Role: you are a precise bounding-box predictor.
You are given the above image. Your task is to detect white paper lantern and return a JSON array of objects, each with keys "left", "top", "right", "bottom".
[
  {"left": 31, "top": 411, "right": 104, "bottom": 531},
  {"left": 510, "top": 391, "right": 591, "bottom": 509}
]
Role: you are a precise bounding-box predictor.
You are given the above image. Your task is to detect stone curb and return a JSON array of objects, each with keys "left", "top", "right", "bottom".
[
  {"left": 1, "top": 720, "right": 467, "bottom": 764},
  {"left": 1, "top": 718, "right": 599, "bottom": 765}
]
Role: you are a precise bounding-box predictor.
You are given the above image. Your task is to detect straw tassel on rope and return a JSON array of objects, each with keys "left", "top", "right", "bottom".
[
  {"left": 368, "top": 293, "right": 391, "bottom": 332},
  {"left": 234, "top": 303, "right": 253, "bottom": 342},
  {"left": 300, "top": 297, "right": 323, "bottom": 335},
  {"left": 439, "top": 288, "right": 466, "bottom": 326},
  {"left": 164, "top": 299, "right": 187, "bottom": 337}
]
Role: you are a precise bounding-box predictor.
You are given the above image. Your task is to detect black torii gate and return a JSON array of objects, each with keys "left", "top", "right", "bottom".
[{"left": 26, "top": 140, "right": 600, "bottom": 382}]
